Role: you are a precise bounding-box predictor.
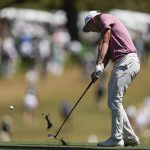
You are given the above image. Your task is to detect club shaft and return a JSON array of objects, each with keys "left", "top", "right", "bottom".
[{"left": 54, "top": 80, "right": 93, "bottom": 138}]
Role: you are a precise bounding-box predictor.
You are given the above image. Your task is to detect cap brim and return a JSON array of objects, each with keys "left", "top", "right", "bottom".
[
  {"left": 83, "top": 23, "right": 90, "bottom": 32},
  {"left": 83, "top": 20, "right": 92, "bottom": 32}
]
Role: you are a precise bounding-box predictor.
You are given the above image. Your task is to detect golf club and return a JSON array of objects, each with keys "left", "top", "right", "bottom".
[{"left": 52, "top": 80, "right": 93, "bottom": 139}]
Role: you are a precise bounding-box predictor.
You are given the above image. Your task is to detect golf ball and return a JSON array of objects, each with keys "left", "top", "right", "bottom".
[{"left": 9, "top": 105, "right": 14, "bottom": 110}]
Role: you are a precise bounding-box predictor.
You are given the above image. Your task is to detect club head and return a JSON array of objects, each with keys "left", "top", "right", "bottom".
[{"left": 48, "top": 133, "right": 55, "bottom": 139}]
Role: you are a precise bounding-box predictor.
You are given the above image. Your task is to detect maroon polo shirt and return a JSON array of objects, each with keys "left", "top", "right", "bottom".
[{"left": 99, "top": 14, "right": 137, "bottom": 62}]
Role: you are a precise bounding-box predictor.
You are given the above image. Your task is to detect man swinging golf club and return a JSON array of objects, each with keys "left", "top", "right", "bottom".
[{"left": 83, "top": 11, "right": 140, "bottom": 147}]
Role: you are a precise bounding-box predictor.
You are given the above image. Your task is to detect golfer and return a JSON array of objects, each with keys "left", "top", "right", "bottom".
[{"left": 83, "top": 11, "right": 140, "bottom": 147}]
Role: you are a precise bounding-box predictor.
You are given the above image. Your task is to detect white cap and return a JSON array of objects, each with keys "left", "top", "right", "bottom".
[{"left": 83, "top": 11, "right": 101, "bottom": 32}]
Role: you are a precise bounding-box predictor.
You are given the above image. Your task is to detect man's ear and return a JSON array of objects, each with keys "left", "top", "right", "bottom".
[
  {"left": 92, "top": 17, "right": 96, "bottom": 24},
  {"left": 95, "top": 15, "right": 100, "bottom": 23}
]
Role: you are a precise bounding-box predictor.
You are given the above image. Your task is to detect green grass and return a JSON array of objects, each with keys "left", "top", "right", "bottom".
[
  {"left": 0, "top": 63, "right": 150, "bottom": 145},
  {"left": 0, "top": 141, "right": 150, "bottom": 150}
]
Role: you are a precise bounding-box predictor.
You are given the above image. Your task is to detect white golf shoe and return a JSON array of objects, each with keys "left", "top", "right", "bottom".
[
  {"left": 124, "top": 135, "right": 140, "bottom": 146},
  {"left": 97, "top": 137, "right": 124, "bottom": 147}
]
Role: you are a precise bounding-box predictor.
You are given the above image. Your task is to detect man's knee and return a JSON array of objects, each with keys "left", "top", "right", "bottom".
[{"left": 108, "top": 99, "right": 122, "bottom": 110}]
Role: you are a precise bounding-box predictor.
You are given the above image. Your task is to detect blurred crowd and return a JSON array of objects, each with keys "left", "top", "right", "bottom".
[
  {"left": 0, "top": 9, "right": 150, "bottom": 79},
  {"left": 0, "top": 18, "right": 71, "bottom": 78}
]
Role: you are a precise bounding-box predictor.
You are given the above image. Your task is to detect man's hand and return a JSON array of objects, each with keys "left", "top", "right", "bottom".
[
  {"left": 91, "top": 71, "right": 102, "bottom": 83},
  {"left": 91, "top": 64, "right": 103, "bottom": 83}
]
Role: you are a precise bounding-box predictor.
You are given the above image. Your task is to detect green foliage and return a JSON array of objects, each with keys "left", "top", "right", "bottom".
[
  {"left": 76, "top": 0, "right": 150, "bottom": 13},
  {"left": 0, "top": 0, "right": 150, "bottom": 13}
]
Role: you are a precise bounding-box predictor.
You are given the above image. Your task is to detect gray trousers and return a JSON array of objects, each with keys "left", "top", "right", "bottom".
[{"left": 108, "top": 53, "right": 140, "bottom": 140}]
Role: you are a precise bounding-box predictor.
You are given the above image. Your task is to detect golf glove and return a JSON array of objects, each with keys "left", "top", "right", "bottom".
[{"left": 91, "top": 64, "right": 103, "bottom": 83}]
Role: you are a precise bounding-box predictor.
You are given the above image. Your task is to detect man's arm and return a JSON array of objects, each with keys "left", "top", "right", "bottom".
[
  {"left": 96, "top": 28, "right": 111, "bottom": 69},
  {"left": 91, "top": 28, "right": 110, "bottom": 83}
]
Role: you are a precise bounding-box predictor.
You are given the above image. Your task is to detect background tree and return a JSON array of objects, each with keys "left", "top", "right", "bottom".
[{"left": 63, "top": 0, "right": 78, "bottom": 40}]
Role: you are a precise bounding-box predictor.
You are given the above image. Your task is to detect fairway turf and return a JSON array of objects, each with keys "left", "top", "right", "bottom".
[
  {"left": 0, "top": 64, "right": 150, "bottom": 143},
  {"left": 0, "top": 142, "right": 150, "bottom": 150}
]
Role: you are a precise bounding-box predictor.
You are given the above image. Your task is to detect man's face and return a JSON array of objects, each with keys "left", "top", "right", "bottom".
[{"left": 89, "top": 17, "right": 100, "bottom": 32}]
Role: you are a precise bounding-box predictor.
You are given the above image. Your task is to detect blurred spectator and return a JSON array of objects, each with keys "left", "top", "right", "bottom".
[
  {"left": 126, "top": 96, "right": 150, "bottom": 137},
  {"left": 25, "top": 69, "right": 39, "bottom": 87},
  {"left": 81, "top": 50, "right": 95, "bottom": 80},
  {"left": 38, "top": 36, "right": 52, "bottom": 76},
  {"left": 20, "top": 33, "right": 33, "bottom": 58},
  {"left": 67, "top": 40, "right": 96, "bottom": 80},
  {"left": 136, "top": 96, "right": 150, "bottom": 136},
  {"left": 0, "top": 36, "right": 18, "bottom": 77},
  {"left": 19, "top": 32, "right": 36, "bottom": 69},
  {"left": 59, "top": 100, "right": 73, "bottom": 130},
  {"left": 68, "top": 40, "right": 82, "bottom": 56},
  {"left": 126, "top": 105, "right": 137, "bottom": 129},
  {"left": 23, "top": 87, "right": 39, "bottom": 125},
  {"left": 134, "top": 36, "right": 145, "bottom": 62},
  {"left": 144, "top": 42, "right": 150, "bottom": 66},
  {"left": 47, "top": 28, "right": 70, "bottom": 76},
  {"left": 143, "top": 24, "right": 150, "bottom": 66},
  {"left": 60, "top": 100, "right": 72, "bottom": 120},
  {"left": 0, "top": 115, "right": 13, "bottom": 142}
]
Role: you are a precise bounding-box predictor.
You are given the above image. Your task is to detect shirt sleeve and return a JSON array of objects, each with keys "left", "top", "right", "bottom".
[{"left": 99, "top": 14, "right": 112, "bottom": 31}]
